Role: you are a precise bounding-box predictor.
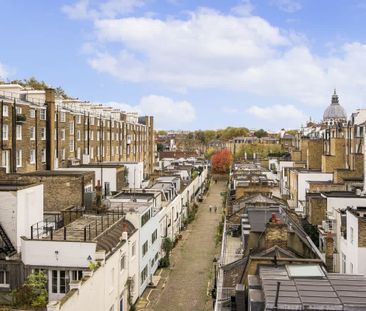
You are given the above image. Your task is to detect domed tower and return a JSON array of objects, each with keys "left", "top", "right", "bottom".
[{"left": 323, "top": 90, "right": 347, "bottom": 126}]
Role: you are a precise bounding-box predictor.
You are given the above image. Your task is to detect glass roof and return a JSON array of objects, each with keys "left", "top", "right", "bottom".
[{"left": 286, "top": 264, "right": 325, "bottom": 278}]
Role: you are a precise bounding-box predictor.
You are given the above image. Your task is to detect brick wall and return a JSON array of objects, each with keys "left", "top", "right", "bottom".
[
  {"left": 307, "top": 139, "right": 323, "bottom": 170},
  {"left": 307, "top": 196, "right": 327, "bottom": 225},
  {"left": 265, "top": 223, "right": 288, "bottom": 249},
  {"left": 358, "top": 217, "right": 366, "bottom": 247}
]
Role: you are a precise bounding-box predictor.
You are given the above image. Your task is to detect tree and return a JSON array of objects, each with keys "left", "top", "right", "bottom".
[
  {"left": 205, "top": 147, "right": 217, "bottom": 159},
  {"left": 211, "top": 149, "right": 233, "bottom": 174},
  {"left": 12, "top": 271, "right": 48, "bottom": 308},
  {"left": 254, "top": 129, "right": 268, "bottom": 138}
]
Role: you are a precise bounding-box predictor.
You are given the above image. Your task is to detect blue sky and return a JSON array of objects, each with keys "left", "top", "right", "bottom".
[{"left": 1, "top": 0, "right": 366, "bottom": 130}]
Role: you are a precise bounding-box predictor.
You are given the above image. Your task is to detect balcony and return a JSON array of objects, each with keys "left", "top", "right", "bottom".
[{"left": 16, "top": 114, "right": 26, "bottom": 124}]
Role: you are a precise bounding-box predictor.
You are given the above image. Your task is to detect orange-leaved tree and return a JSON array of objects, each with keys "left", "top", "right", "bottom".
[{"left": 211, "top": 149, "right": 233, "bottom": 174}]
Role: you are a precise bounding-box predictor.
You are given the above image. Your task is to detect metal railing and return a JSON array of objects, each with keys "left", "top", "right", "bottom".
[{"left": 30, "top": 210, "right": 124, "bottom": 241}]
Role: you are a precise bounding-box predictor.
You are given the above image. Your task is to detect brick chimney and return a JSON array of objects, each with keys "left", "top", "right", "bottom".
[
  {"left": 325, "top": 232, "right": 334, "bottom": 272},
  {"left": 45, "top": 88, "right": 56, "bottom": 170},
  {"left": 265, "top": 214, "right": 288, "bottom": 249}
]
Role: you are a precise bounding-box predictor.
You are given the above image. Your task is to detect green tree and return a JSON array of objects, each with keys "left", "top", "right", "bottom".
[
  {"left": 254, "top": 129, "right": 268, "bottom": 138},
  {"left": 12, "top": 271, "right": 48, "bottom": 308}
]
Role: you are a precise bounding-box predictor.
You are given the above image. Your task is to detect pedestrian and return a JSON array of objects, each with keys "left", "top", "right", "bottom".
[
  {"left": 209, "top": 205, "right": 212, "bottom": 213},
  {"left": 215, "top": 179, "right": 217, "bottom": 184},
  {"left": 214, "top": 206, "right": 217, "bottom": 213}
]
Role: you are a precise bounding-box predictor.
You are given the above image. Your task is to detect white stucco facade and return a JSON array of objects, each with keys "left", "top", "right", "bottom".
[{"left": 0, "top": 184, "right": 43, "bottom": 252}]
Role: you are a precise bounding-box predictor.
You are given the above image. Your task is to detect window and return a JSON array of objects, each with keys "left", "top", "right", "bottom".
[
  {"left": 71, "top": 270, "right": 83, "bottom": 281},
  {"left": 41, "top": 149, "right": 46, "bottom": 163},
  {"left": 16, "top": 125, "right": 22, "bottom": 140},
  {"left": 152, "top": 230, "right": 157, "bottom": 244},
  {"left": 141, "top": 210, "right": 151, "bottom": 227},
  {"left": 61, "top": 148, "right": 66, "bottom": 160},
  {"left": 52, "top": 270, "right": 68, "bottom": 294},
  {"left": 97, "top": 131, "right": 100, "bottom": 141},
  {"left": 142, "top": 241, "right": 148, "bottom": 257},
  {"left": 77, "top": 130, "right": 81, "bottom": 141},
  {"left": 69, "top": 122, "right": 74, "bottom": 135},
  {"left": 77, "top": 115, "right": 81, "bottom": 124},
  {"left": 16, "top": 150, "right": 22, "bottom": 167},
  {"left": 132, "top": 242, "right": 136, "bottom": 257},
  {"left": 90, "top": 117, "right": 94, "bottom": 125},
  {"left": 0, "top": 271, "right": 9, "bottom": 287},
  {"left": 30, "top": 149, "right": 36, "bottom": 164},
  {"left": 41, "top": 127, "right": 46, "bottom": 140},
  {"left": 120, "top": 254, "right": 126, "bottom": 271},
  {"left": 2, "top": 124, "right": 8, "bottom": 140},
  {"left": 70, "top": 138, "right": 74, "bottom": 152},
  {"left": 350, "top": 226, "right": 354, "bottom": 244},
  {"left": 16, "top": 107, "right": 22, "bottom": 114},
  {"left": 90, "top": 147, "right": 94, "bottom": 159},
  {"left": 141, "top": 265, "right": 148, "bottom": 284},
  {"left": 40, "top": 109, "right": 46, "bottom": 120},
  {"left": 77, "top": 147, "right": 81, "bottom": 160},
  {"left": 30, "top": 109, "right": 35, "bottom": 118},
  {"left": 60, "top": 112, "right": 66, "bottom": 122},
  {"left": 61, "top": 129, "right": 66, "bottom": 141},
  {"left": 84, "top": 131, "right": 88, "bottom": 141},
  {"left": 30, "top": 127, "right": 35, "bottom": 140},
  {"left": 2, "top": 105, "right": 8, "bottom": 117}
]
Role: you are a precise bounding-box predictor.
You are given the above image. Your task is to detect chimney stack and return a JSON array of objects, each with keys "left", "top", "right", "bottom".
[
  {"left": 45, "top": 88, "right": 56, "bottom": 170},
  {"left": 325, "top": 232, "right": 334, "bottom": 272},
  {"left": 265, "top": 215, "right": 288, "bottom": 249}
]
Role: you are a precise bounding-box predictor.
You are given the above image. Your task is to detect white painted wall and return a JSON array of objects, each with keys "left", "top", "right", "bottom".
[
  {"left": 56, "top": 167, "right": 117, "bottom": 192},
  {"left": 47, "top": 233, "right": 139, "bottom": 311},
  {"left": 21, "top": 240, "right": 96, "bottom": 268},
  {"left": 122, "top": 162, "right": 144, "bottom": 189},
  {"left": 298, "top": 172, "right": 333, "bottom": 202},
  {"left": 326, "top": 196, "right": 366, "bottom": 273},
  {"left": 0, "top": 184, "right": 43, "bottom": 252}
]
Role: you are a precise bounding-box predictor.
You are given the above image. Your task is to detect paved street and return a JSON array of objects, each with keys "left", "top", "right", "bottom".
[{"left": 138, "top": 180, "right": 226, "bottom": 311}]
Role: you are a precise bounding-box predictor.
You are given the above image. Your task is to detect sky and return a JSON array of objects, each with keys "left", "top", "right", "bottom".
[{"left": 1, "top": 0, "right": 366, "bottom": 131}]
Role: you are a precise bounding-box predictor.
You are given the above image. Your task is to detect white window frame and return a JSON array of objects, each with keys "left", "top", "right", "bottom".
[
  {"left": 40, "top": 109, "right": 46, "bottom": 120},
  {"left": 16, "top": 125, "right": 22, "bottom": 140},
  {"left": 30, "top": 127, "right": 36, "bottom": 141},
  {"left": 41, "top": 149, "right": 46, "bottom": 163},
  {"left": 2, "top": 124, "right": 8, "bottom": 140},
  {"left": 30, "top": 109, "right": 35, "bottom": 118},
  {"left": 16, "top": 150, "right": 22, "bottom": 167},
  {"left": 2, "top": 105, "right": 8, "bottom": 117},
  {"left": 41, "top": 127, "right": 46, "bottom": 140},
  {"left": 30, "top": 149, "right": 36, "bottom": 164}
]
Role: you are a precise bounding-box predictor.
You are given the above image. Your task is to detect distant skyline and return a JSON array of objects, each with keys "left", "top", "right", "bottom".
[{"left": 1, "top": 0, "right": 366, "bottom": 130}]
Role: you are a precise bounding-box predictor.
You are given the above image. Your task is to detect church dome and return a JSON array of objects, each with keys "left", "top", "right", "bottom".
[{"left": 323, "top": 90, "right": 347, "bottom": 121}]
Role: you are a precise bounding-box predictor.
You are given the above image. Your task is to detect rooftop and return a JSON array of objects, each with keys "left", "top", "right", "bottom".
[{"left": 252, "top": 264, "right": 366, "bottom": 310}]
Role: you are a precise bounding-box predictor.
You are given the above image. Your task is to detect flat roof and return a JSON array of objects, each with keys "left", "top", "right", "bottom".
[
  {"left": 322, "top": 191, "right": 366, "bottom": 198},
  {"left": 257, "top": 265, "right": 366, "bottom": 309},
  {"left": 0, "top": 181, "right": 40, "bottom": 191},
  {"left": 21, "top": 170, "right": 94, "bottom": 177}
]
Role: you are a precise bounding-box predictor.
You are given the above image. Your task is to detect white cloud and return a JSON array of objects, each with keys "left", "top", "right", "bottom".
[
  {"left": 62, "top": 0, "right": 145, "bottom": 20},
  {"left": 106, "top": 95, "right": 196, "bottom": 129},
  {"left": 270, "top": 0, "right": 302, "bottom": 13},
  {"left": 66, "top": 5, "right": 366, "bottom": 119},
  {"left": 247, "top": 104, "right": 307, "bottom": 129},
  {"left": 0, "top": 62, "right": 8, "bottom": 80},
  {"left": 231, "top": 0, "right": 254, "bottom": 16}
]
